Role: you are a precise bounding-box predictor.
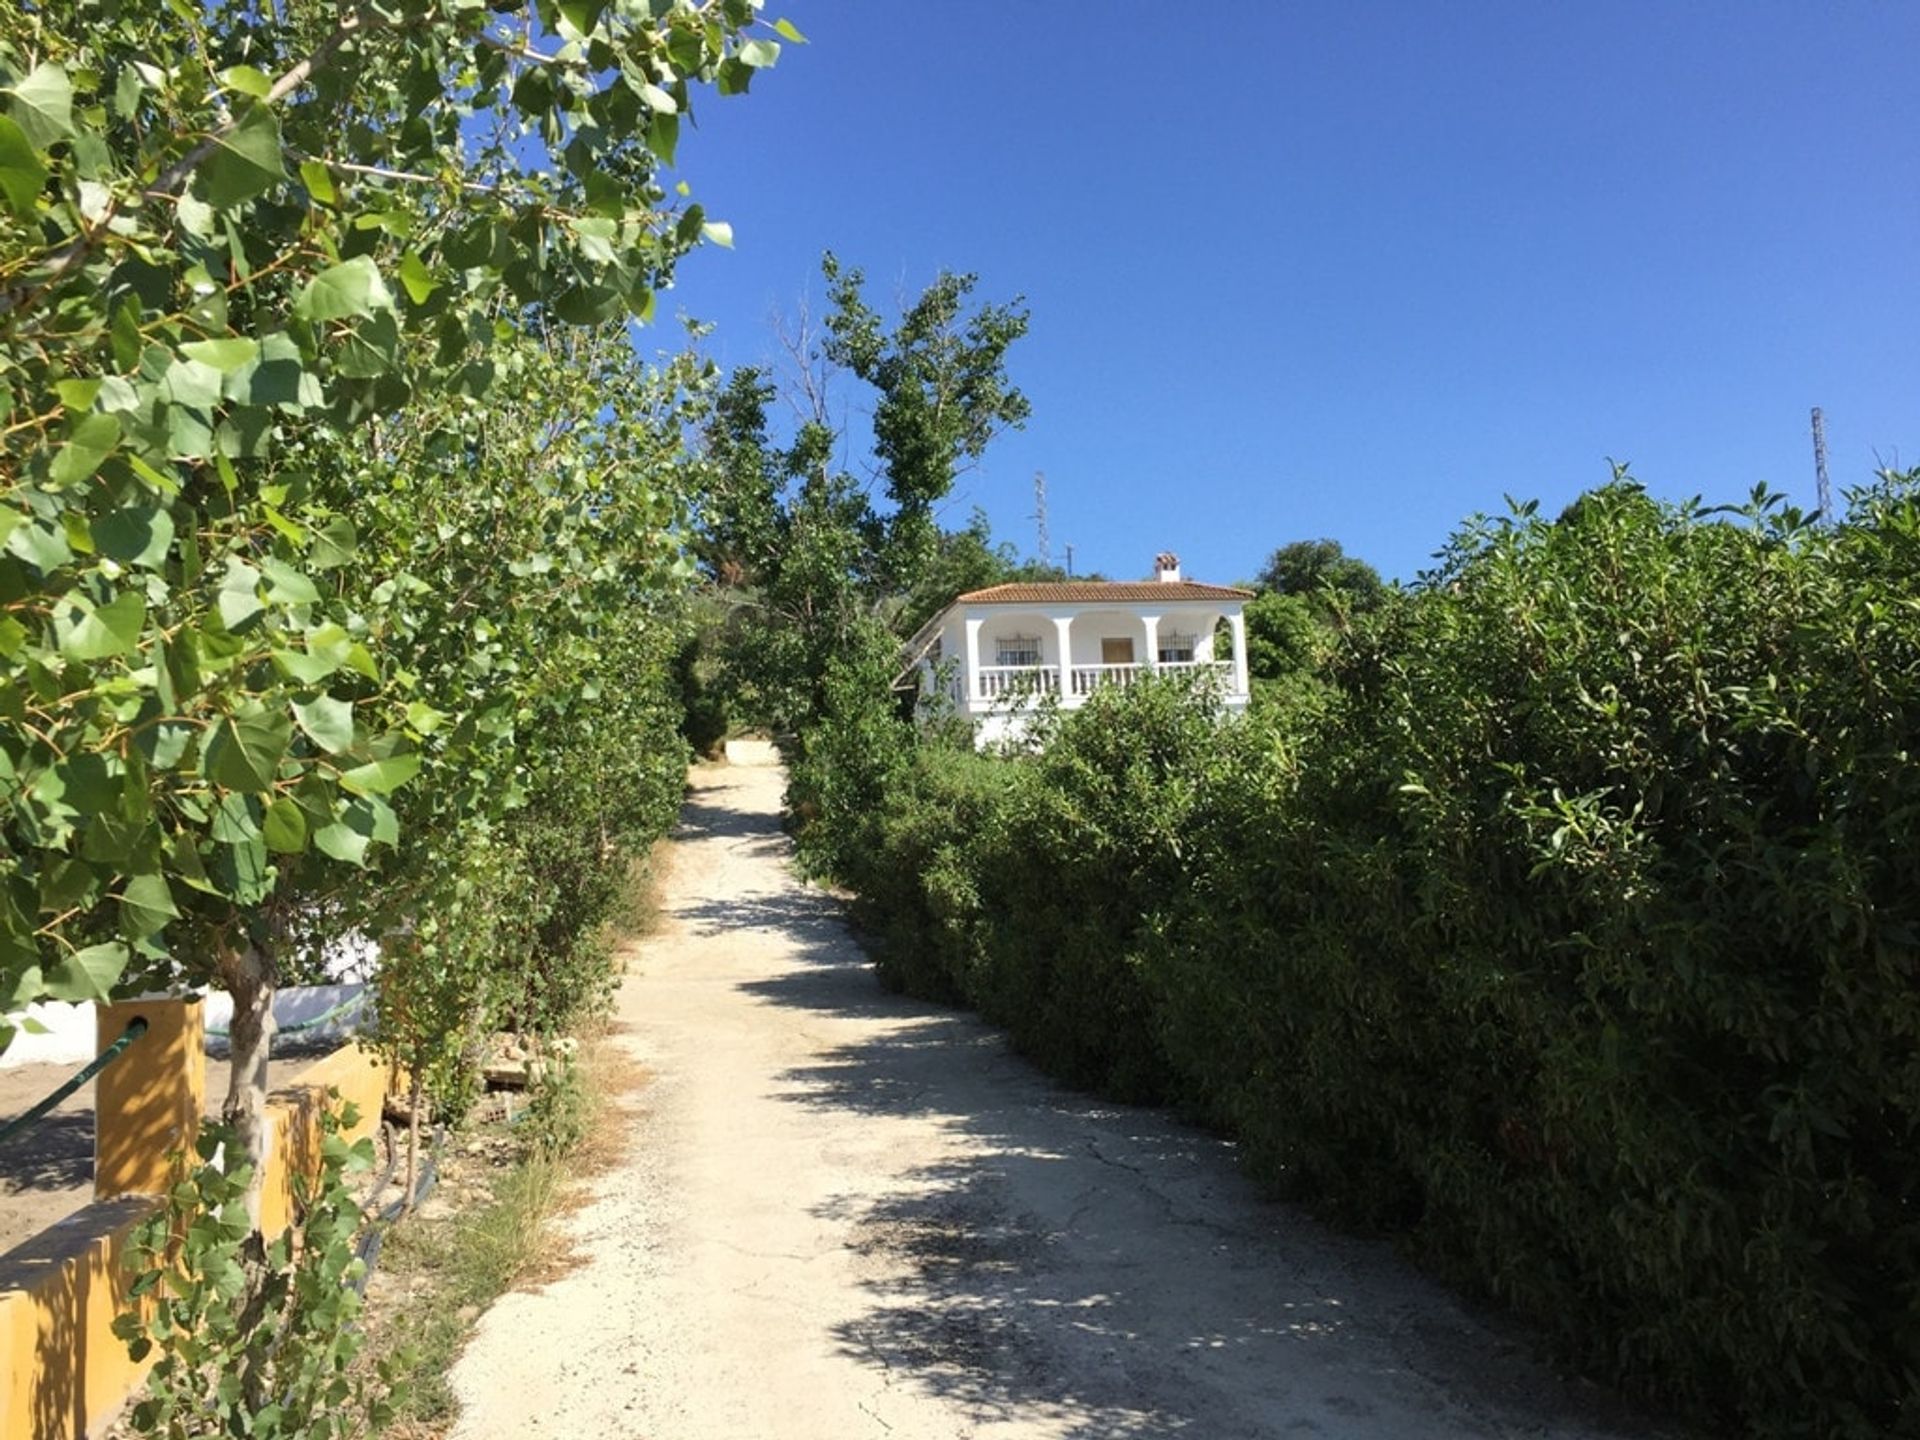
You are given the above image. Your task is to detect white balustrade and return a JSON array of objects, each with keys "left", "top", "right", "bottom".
[
  {"left": 1068, "top": 660, "right": 1233, "bottom": 697},
  {"left": 1070, "top": 663, "right": 1140, "bottom": 695},
  {"left": 977, "top": 664, "right": 1059, "bottom": 699}
]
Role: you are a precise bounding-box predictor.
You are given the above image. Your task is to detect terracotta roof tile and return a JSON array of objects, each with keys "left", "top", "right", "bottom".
[{"left": 955, "top": 581, "right": 1252, "bottom": 604}]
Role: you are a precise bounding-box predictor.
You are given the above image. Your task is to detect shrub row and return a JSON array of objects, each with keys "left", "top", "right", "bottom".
[{"left": 805, "top": 477, "right": 1920, "bottom": 1439}]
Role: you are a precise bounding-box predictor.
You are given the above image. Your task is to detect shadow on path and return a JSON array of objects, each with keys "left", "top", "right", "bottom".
[
  {"left": 0, "top": 1112, "right": 94, "bottom": 1196},
  {"left": 686, "top": 781, "right": 1658, "bottom": 1439}
]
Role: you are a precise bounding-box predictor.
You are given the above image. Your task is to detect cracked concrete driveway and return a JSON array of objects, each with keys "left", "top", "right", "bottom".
[{"left": 451, "top": 762, "right": 1662, "bottom": 1439}]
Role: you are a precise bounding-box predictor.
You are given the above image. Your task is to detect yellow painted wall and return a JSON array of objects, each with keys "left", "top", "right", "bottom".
[
  {"left": 0, "top": 1009, "right": 393, "bottom": 1440},
  {"left": 258, "top": 1044, "right": 390, "bottom": 1238},
  {"left": 0, "top": 1197, "right": 155, "bottom": 1440}
]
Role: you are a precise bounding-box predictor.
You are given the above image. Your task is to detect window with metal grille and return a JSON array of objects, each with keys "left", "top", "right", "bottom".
[
  {"left": 995, "top": 635, "right": 1041, "bottom": 666},
  {"left": 1158, "top": 632, "right": 1197, "bottom": 663}
]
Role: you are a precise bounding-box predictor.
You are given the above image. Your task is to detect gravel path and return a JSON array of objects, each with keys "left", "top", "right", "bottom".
[{"left": 450, "top": 762, "right": 1660, "bottom": 1440}]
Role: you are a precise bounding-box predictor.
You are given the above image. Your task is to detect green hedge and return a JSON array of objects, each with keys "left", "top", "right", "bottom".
[{"left": 810, "top": 477, "right": 1920, "bottom": 1439}]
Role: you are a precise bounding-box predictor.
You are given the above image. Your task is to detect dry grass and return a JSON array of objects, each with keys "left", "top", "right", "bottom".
[
  {"left": 518, "top": 1037, "right": 651, "bottom": 1286},
  {"left": 361, "top": 838, "right": 673, "bottom": 1433},
  {"left": 360, "top": 1033, "right": 653, "bottom": 1434}
]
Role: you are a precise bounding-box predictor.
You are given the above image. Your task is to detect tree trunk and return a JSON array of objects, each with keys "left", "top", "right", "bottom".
[
  {"left": 217, "top": 939, "right": 278, "bottom": 1235},
  {"left": 402, "top": 1069, "right": 423, "bottom": 1214}
]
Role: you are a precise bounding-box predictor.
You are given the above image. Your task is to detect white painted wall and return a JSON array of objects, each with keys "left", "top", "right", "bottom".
[
  {"left": 974, "top": 611, "right": 1059, "bottom": 665},
  {"left": 2, "top": 983, "right": 375, "bottom": 1069}
]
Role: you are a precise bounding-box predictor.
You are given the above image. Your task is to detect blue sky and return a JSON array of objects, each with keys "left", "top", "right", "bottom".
[{"left": 656, "top": 2, "right": 1918, "bottom": 585}]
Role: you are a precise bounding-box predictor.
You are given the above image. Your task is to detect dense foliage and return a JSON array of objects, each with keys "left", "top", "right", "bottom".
[
  {"left": 0, "top": 0, "right": 793, "bottom": 1234},
  {"left": 0, "top": 0, "right": 780, "bottom": 1030},
  {"left": 1240, "top": 536, "right": 1384, "bottom": 714},
  {"left": 683, "top": 255, "right": 1030, "bottom": 761},
  {"left": 114, "top": 1104, "right": 388, "bottom": 1440},
  {"left": 805, "top": 474, "right": 1920, "bottom": 1439}
]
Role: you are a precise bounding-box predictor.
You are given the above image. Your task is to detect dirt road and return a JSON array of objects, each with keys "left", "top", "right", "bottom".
[{"left": 451, "top": 763, "right": 1656, "bottom": 1439}]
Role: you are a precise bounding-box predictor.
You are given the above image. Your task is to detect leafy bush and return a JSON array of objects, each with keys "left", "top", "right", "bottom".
[
  {"left": 115, "top": 1104, "right": 389, "bottom": 1440},
  {"left": 816, "top": 474, "right": 1920, "bottom": 1439}
]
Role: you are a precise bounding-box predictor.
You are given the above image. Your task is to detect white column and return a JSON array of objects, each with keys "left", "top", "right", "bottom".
[
  {"left": 1139, "top": 613, "right": 1161, "bottom": 670},
  {"left": 1229, "top": 610, "right": 1249, "bottom": 696},
  {"left": 1051, "top": 614, "right": 1073, "bottom": 698},
  {"left": 964, "top": 615, "right": 984, "bottom": 703}
]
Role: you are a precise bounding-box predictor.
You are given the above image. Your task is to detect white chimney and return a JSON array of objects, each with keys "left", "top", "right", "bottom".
[{"left": 1154, "top": 551, "right": 1181, "bottom": 583}]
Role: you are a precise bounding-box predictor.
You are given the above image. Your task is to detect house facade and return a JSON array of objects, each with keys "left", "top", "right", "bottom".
[{"left": 904, "top": 554, "right": 1253, "bottom": 747}]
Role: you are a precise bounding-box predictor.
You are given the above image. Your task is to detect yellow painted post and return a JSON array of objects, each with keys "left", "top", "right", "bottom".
[{"left": 93, "top": 998, "right": 203, "bottom": 1201}]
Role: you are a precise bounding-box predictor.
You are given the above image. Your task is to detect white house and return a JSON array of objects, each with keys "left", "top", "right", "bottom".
[{"left": 904, "top": 553, "right": 1253, "bottom": 747}]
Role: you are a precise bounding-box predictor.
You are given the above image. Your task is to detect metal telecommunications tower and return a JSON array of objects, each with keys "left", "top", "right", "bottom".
[
  {"left": 1811, "top": 407, "right": 1832, "bottom": 521},
  {"left": 1032, "top": 470, "right": 1051, "bottom": 569}
]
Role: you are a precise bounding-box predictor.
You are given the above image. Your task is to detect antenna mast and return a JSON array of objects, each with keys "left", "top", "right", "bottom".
[
  {"left": 1811, "top": 406, "right": 1832, "bottom": 520},
  {"left": 1032, "top": 470, "right": 1050, "bottom": 569}
]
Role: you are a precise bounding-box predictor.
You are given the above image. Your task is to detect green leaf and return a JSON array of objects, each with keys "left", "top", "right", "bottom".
[
  {"left": 333, "top": 310, "right": 401, "bottom": 378},
  {"left": 646, "top": 111, "right": 679, "bottom": 166},
  {"left": 309, "top": 516, "right": 357, "bottom": 569},
  {"left": 218, "top": 65, "right": 273, "bottom": 99},
  {"left": 6, "top": 518, "right": 71, "bottom": 572},
  {"left": 57, "top": 589, "right": 145, "bottom": 661},
  {"left": 229, "top": 331, "right": 322, "bottom": 410},
  {"left": 397, "top": 251, "right": 439, "bottom": 304},
  {"left": 196, "top": 102, "right": 286, "bottom": 208},
  {"left": 338, "top": 753, "right": 420, "bottom": 797},
  {"left": 317, "top": 794, "right": 400, "bottom": 865},
  {"left": 210, "top": 792, "right": 260, "bottom": 844},
  {"left": 214, "top": 833, "right": 272, "bottom": 903},
  {"left": 293, "top": 695, "right": 354, "bottom": 754},
  {"left": 118, "top": 873, "right": 178, "bottom": 939},
  {"left": 312, "top": 821, "right": 368, "bottom": 866},
  {"left": 49, "top": 412, "right": 122, "bottom": 486},
  {"left": 262, "top": 798, "right": 308, "bottom": 854},
  {"left": 701, "top": 220, "right": 734, "bottom": 249},
  {"left": 93, "top": 506, "right": 175, "bottom": 568},
  {"left": 0, "top": 116, "right": 47, "bottom": 218},
  {"left": 298, "top": 158, "right": 337, "bottom": 206},
  {"left": 181, "top": 337, "right": 259, "bottom": 374},
  {"left": 738, "top": 38, "right": 781, "bottom": 69},
  {"left": 773, "top": 17, "right": 808, "bottom": 42},
  {"left": 294, "top": 256, "right": 393, "bottom": 323},
  {"left": 204, "top": 708, "right": 292, "bottom": 793},
  {"left": 216, "top": 557, "right": 264, "bottom": 632},
  {"left": 639, "top": 82, "right": 678, "bottom": 114},
  {"left": 110, "top": 300, "right": 142, "bottom": 370},
  {"left": 46, "top": 942, "right": 128, "bottom": 1003},
  {"left": 356, "top": 793, "right": 399, "bottom": 846},
  {"left": 161, "top": 357, "right": 224, "bottom": 409},
  {"left": 54, "top": 378, "right": 101, "bottom": 411},
  {"left": 558, "top": 0, "right": 609, "bottom": 34},
  {"left": 6, "top": 63, "right": 75, "bottom": 148},
  {"left": 271, "top": 624, "right": 355, "bottom": 683},
  {"left": 165, "top": 403, "right": 213, "bottom": 460},
  {"left": 259, "top": 556, "right": 320, "bottom": 605}
]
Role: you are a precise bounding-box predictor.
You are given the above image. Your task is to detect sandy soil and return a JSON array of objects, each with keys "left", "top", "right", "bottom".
[
  {"left": 0, "top": 1048, "right": 335, "bottom": 1252},
  {"left": 450, "top": 763, "right": 1667, "bottom": 1439}
]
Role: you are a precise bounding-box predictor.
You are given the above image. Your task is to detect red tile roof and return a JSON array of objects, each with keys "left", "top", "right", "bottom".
[{"left": 955, "top": 581, "right": 1252, "bottom": 604}]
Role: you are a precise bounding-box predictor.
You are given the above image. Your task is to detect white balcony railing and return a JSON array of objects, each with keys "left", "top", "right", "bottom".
[
  {"left": 1069, "top": 659, "right": 1233, "bottom": 697},
  {"left": 977, "top": 664, "right": 1059, "bottom": 699},
  {"left": 1070, "top": 663, "right": 1140, "bottom": 696},
  {"left": 945, "top": 659, "right": 1239, "bottom": 707}
]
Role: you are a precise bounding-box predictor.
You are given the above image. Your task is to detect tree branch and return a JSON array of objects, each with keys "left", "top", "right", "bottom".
[{"left": 148, "top": 17, "right": 366, "bottom": 200}]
